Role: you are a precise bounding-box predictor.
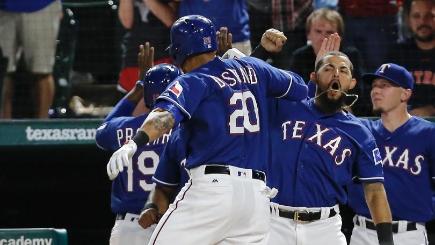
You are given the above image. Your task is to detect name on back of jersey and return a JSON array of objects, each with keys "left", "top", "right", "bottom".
[
  {"left": 208, "top": 65, "right": 258, "bottom": 88},
  {"left": 116, "top": 127, "right": 171, "bottom": 147}
]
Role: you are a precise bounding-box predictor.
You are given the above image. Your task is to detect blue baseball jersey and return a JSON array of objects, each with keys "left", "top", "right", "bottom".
[
  {"left": 155, "top": 56, "right": 308, "bottom": 172},
  {"left": 178, "top": 0, "right": 250, "bottom": 43},
  {"left": 348, "top": 117, "right": 435, "bottom": 222},
  {"left": 95, "top": 98, "right": 172, "bottom": 215},
  {"left": 268, "top": 98, "right": 384, "bottom": 207},
  {"left": 152, "top": 128, "right": 190, "bottom": 191}
]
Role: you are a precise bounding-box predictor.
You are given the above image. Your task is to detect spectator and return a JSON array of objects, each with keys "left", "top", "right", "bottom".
[
  {"left": 0, "top": 0, "right": 62, "bottom": 118},
  {"left": 388, "top": 0, "right": 434, "bottom": 116},
  {"left": 117, "top": 0, "right": 177, "bottom": 93},
  {"left": 290, "top": 8, "right": 364, "bottom": 82},
  {"left": 176, "top": 0, "right": 252, "bottom": 55},
  {"left": 339, "top": 0, "right": 399, "bottom": 71},
  {"left": 289, "top": 8, "right": 369, "bottom": 115},
  {"left": 270, "top": 0, "right": 313, "bottom": 69},
  {"left": 246, "top": 0, "right": 272, "bottom": 50}
]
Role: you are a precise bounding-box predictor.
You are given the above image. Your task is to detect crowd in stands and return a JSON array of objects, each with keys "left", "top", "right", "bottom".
[{"left": 0, "top": 0, "right": 433, "bottom": 118}]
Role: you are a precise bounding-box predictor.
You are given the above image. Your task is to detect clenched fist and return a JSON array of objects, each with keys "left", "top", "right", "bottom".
[{"left": 261, "top": 29, "right": 287, "bottom": 53}]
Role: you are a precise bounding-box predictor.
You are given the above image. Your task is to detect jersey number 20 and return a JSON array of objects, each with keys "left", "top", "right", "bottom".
[
  {"left": 229, "top": 91, "right": 260, "bottom": 133},
  {"left": 127, "top": 150, "right": 158, "bottom": 192}
]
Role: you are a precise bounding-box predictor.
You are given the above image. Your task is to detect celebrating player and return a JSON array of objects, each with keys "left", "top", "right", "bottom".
[
  {"left": 266, "top": 38, "right": 395, "bottom": 245},
  {"left": 95, "top": 44, "right": 182, "bottom": 244},
  {"left": 347, "top": 63, "right": 435, "bottom": 245},
  {"left": 106, "top": 15, "right": 308, "bottom": 244}
]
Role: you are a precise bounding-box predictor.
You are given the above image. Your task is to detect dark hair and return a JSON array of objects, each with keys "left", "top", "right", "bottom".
[
  {"left": 315, "top": 51, "right": 354, "bottom": 76},
  {"left": 403, "top": 0, "right": 434, "bottom": 16}
]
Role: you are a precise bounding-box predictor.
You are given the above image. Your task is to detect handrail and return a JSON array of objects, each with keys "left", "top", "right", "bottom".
[{"left": 62, "top": 0, "right": 117, "bottom": 8}]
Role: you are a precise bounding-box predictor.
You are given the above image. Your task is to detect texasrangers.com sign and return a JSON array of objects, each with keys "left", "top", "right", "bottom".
[{"left": 0, "top": 119, "right": 102, "bottom": 146}]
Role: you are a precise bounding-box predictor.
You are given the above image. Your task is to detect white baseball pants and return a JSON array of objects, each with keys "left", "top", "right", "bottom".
[
  {"left": 268, "top": 203, "right": 346, "bottom": 245},
  {"left": 148, "top": 165, "right": 272, "bottom": 245}
]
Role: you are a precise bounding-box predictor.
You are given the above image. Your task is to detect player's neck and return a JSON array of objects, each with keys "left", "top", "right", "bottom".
[
  {"left": 415, "top": 38, "right": 435, "bottom": 51},
  {"left": 380, "top": 107, "right": 411, "bottom": 132},
  {"left": 182, "top": 52, "right": 216, "bottom": 73}
]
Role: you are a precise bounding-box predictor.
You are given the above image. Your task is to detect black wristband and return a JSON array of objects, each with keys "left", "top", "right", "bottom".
[
  {"left": 143, "top": 203, "right": 158, "bottom": 211},
  {"left": 132, "top": 130, "right": 149, "bottom": 147},
  {"left": 250, "top": 45, "right": 270, "bottom": 61},
  {"left": 376, "top": 223, "right": 394, "bottom": 245}
]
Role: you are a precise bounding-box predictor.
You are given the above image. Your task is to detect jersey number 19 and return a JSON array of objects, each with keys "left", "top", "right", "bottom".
[{"left": 127, "top": 150, "right": 158, "bottom": 192}]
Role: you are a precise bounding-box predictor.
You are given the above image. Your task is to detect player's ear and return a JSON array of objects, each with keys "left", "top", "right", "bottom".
[
  {"left": 401, "top": 88, "right": 412, "bottom": 102},
  {"left": 349, "top": 78, "right": 357, "bottom": 90},
  {"left": 309, "top": 72, "right": 316, "bottom": 82}
]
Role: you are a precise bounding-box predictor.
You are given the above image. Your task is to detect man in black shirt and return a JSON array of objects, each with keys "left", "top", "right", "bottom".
[{"left": 388, "top": 0, "right": 434, "bottom": 116}]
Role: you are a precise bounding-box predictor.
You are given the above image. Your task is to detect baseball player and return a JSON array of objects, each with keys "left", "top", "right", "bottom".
[
  {"left": 106, "top": 15, "right": 308, "bottom": 244},
  {"left": 138, "top": 128, "right": 190, "bottom": 229},
  {"left": 347, "top": 63, "right": 435, "bottom": 245},
  {"left": 267, "top": 47, "right": 395, "bottom": 244},
  {"left": 95, "top": 62, "right": 182, "bottom": 245}
]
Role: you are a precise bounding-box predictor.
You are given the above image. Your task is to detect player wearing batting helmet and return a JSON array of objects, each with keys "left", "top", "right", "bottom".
[
  {"left": 106, "top": 14, "right": 309, "bottom": 244},
  {"left": 95, "top": 62, "right": 181, "bottom": 245},
  {"left": 347, "top": 63, "right": 435, "bottom": 245}
]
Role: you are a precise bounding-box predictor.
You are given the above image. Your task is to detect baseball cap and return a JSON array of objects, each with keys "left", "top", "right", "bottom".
[{"left": 362, "top": 63, "right": 414, "bottom": 90}]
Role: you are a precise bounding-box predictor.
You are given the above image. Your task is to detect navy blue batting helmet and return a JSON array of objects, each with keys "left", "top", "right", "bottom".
[
  {"left": 143, "top": 63, "right": 182, "bottom": 108},
  {"left": 169, "top": 15, "right": 217, "bottom": 66}
]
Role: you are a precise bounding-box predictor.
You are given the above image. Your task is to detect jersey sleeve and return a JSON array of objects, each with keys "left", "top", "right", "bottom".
[
  {"left": 104, "top": 97, "right": 136, "bottom": 121},
  {"left": 353, "top": 134, "right": 385, "bottom": 183},
  {"left": 156, "top": 75, "right": 209, "bottom": 121},
  {"left": 153, "top": 129, "right": 186, "bottom": 187},
  {"left": 95, "top": 115, "right": 147, "bottom": 151},
  {"left": 242, "top": 56, "right": 308, "bottom": 100}
]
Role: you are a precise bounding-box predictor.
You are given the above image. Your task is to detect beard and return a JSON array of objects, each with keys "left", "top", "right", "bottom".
[
  {"left": 315, "top": 86, "right": 346, "bottom": 114},
  {"left": 413, "top": 26, "right": 434, "bottom": 42}
]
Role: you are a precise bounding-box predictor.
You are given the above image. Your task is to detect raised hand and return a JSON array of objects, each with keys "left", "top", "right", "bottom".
[
  {"left": 138, "top": 42, "right": 155, "bottom": 82},
  {"left": 315, "top": 33, "right": 341, "bottom": 65},
  {"left": 260, "top": 28, "right": 287, "bottom": 53},
  {"left": 216, "top": 27, "right": 233, "bottom": 56}
]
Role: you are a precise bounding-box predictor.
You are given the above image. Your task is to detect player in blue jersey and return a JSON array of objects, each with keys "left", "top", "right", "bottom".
[
  {"left": 106, "top": 15, "right": 308, "bottom": 244},
  {"left": 347, "top": 63, "right": 435, "bottom": 245},
  {"left": 95, "top": 47, "right": 182, "bottom": 245},
  {"left": 267, "top": 43, "right": 394, "bottom": 244},
  {"left": 137, "top": 128, "right": 190, "bottom": 229}
]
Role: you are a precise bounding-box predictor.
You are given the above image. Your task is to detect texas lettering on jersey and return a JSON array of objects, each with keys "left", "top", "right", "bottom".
[
  {"left": 380, "top": 145, "right": 424, "bottom": 175},
  {"left": 281, "top": 120, "right": 353, "bottom": 166}
]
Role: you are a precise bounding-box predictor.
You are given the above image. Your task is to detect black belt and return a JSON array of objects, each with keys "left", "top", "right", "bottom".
[
  {"left": 355, "top": 218, "right": 417, "bottom": 233},
  {"left": 204, "top": 165, "right": 266, "bottom": 182},
  {"left": 277, "top": 208, "right": 337, "bottom": 222},
  {"left": 116, "top": 213, "right": 139, "bottom": 222}
]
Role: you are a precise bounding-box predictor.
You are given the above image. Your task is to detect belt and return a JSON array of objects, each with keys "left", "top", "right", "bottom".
[
  {"left": 278, "top": 208, "right": 337, "bottom": 222},
  {"left": 204, "top": 165, "right": 266, "bottom": 182},
  {"left": 116, "top": 213, "right": 139, "bottom": 222},
  {"left": 355, "top": 218, "right": 417, "bottom": 233}
]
